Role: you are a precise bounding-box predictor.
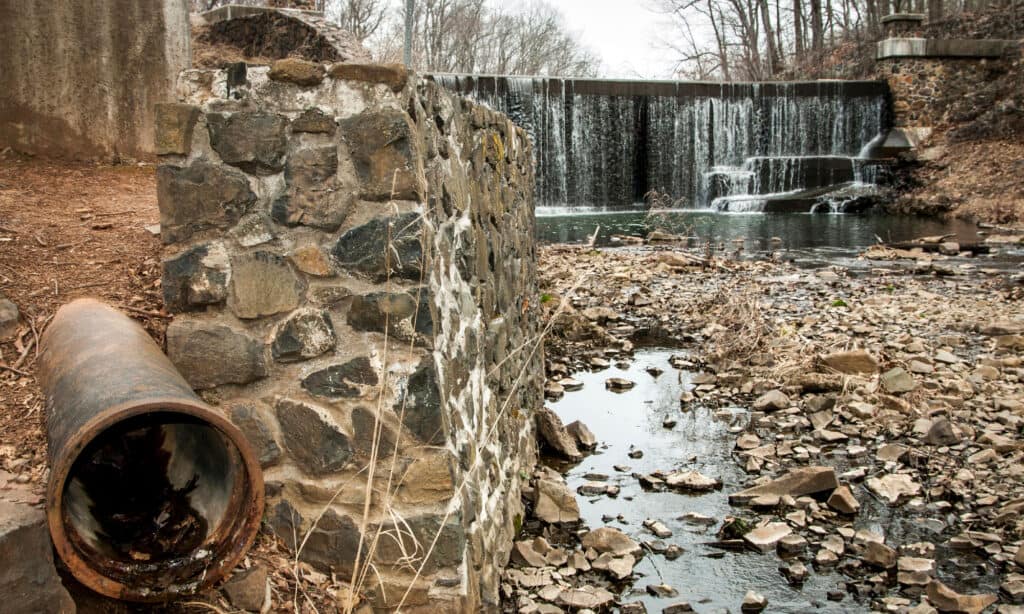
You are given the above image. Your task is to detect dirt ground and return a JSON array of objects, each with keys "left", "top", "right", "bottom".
[{"left": 0, "top": 154, "right": 164, "bottom": 492}]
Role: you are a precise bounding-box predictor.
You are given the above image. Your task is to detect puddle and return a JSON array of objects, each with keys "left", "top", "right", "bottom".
[{"left": 547, "top": 349, "right": 855, "bottom": 613}]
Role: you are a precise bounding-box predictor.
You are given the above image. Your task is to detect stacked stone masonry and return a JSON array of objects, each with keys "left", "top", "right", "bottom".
[{"left": 157, "top": 59, "right": 542, "bottom": 612}]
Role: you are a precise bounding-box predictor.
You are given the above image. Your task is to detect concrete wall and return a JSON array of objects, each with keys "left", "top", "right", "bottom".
[
  {"left": 0, "top": 0, "right": 191, "bottom": 160},
  {"left": 159, "top": 60, "right": 541, "bottom": 611}
]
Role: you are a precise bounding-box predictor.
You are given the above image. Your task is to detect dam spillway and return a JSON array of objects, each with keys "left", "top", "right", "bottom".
[{"left": 432, "top": 75, "right": 890, "bottom": 211}]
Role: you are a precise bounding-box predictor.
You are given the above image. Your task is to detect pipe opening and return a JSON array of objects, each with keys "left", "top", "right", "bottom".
[{"left": 60, "top": 411, "right": 250, "bottom": 595}]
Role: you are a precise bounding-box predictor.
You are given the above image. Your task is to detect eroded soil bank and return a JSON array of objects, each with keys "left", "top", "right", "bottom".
[{"left": 504, "top": 239, "right": 1024, "bottom": 613}]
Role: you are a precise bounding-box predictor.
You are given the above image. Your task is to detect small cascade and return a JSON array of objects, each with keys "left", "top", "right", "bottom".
[{"left": 433, "top": 75, "right": 889, "bottom": 211}]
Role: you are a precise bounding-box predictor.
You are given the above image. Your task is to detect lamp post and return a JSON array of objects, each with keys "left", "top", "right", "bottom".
[{"left": 403, "top": 0, "right": 414, "bottom": 67}]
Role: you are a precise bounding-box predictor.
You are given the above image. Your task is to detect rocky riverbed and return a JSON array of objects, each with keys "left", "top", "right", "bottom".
[{"left": 502, "top": 239, "right": 1024, "bottom": 613}]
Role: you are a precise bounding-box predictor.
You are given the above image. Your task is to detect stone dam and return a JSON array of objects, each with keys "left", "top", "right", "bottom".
[{"left": 433, "top": 75, "right": 892, "bottom": 212}]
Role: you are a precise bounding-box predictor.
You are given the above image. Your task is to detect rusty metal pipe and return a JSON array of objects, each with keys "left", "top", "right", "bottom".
[{"left": 38, "top": 299, "right": 264, "bottom": 602}]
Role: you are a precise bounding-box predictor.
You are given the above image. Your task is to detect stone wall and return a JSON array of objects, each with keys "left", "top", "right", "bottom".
[
  {"left": 875, "top": 42, "right": 1022, "bottom": 128},
  {"left": 0, "top": 0, "right": 191, "bottom": 160},
  {"left": 157, "top": 59, "right": 541, "bottom": 611}
]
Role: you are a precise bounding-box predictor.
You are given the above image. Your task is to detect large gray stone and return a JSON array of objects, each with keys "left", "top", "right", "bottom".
[
  {"left": 157, "top": 160, "right": 257, "bottom": 244},
  {"left": 347, "top": 291, "right": 431, "bottom": 338},
  {"left": 339, "top": 109, "right": 422, "bottom": 200},
  {"left": 166, "top": 318, "right": 268, "bottom": 389},
  {"left": 271, "top": 146, "right": 353, "bottom": 231},
  {"left": 161, "top": 241, "right": 231, "bottom": 311},
  {"left": 729, "top": 467, "right": 838, "bottom": 504},
  {"left": 227, "top": 251, "right": 302, "bottom": 319},
  {"left": 207, "top": 112, "right": 289, "bottom": 175},
  {"left": 331, "top": 213, "right": 423, "bottom": 282},
  {"left": 271, "top": 308, "right": 336, "bottom": 362},
  {"left": 536, "top": 407, "right": 582, "bottom": 461},
  {"left": 533, "top": 478, "right": 580, "bottom": 524},
  {"left": 301, "top": 356, "right": 379, "bottom": 399},
  {"left": 226, "top": 402, "right": 282, "bottom": 468},
  {"left": 395, "top": 356, "right": 445, "bottom": 445},
  {"left": 276, "top": 398, "right": 353, "bottom": 475},
  {"left": 0, "top": 500, "right": 75, "bottom": 614}
]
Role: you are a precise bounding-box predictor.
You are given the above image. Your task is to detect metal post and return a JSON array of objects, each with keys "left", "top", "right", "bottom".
[{"left": 403, "top": 0, "right": 414, "bottom": 67}]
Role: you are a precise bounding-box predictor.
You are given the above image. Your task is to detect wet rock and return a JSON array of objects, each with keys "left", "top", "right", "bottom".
[
  {"left": 271, "top": 308, "right": 336, "bottom": 362},
  {"left": 605, "top": 377, "right": 636, "bottom": 391},
  {"left": 647, "top": 584, "right": 679, "bottom": 598},
  {"left": 221, "top": 564, "right": 268, "bottom": 612},
  {"left": 741, "top": 590, "right": 768, "bottom": 612},
  {"left": 753, "top": 389, "right": 790, "bottom": 411},
  {"left": 730, "top": 466, "right": 838, "bottom": 504},
  {"left": 534, "top": 478, "right": 580, "bottom": 524},
  {"left": 782, "top": 561, "right": 809, "bottom": 585},
  {"left": 822, "top": 349, "right": 879, "bottom": 374},
  {"left": 881, "top": 367, "right": 917, "bottom": 394},
  {"left": 0, "top": 499, "right": 75, "bottom": 614},
  {"left": 664, "top": 470, "right": 722, "bottom": 492},
  {"left": 867, "top": 473, "right": 922, "bottom": 504},
  {"left": 863, "top": 541, "right": 898, "bottom": 569},
  {"left": 166, "top": 318, "right": 268, "bottom": 389},
  {"left": 582, "top": 527, "right": 642, "bottom": 558},
  {"left": 827, "top": 484, "right": 861, "bottom": 514},
  {"left": 662, "top": 603, "right": 694, "bottom": 613},
  {"left": 643, "top": 519, "right": 673, "bottom": 538},
  {"left": 778, "top": 534, "right": 809, "bottom": 554},
  {"left": 556, "top": 586, "right": 614, "bottom": 609},
  {"left": 898, "top": 557, "right": 935, "bottom": 586},
  {"left": 228, "top": 251, "right": 302, "bottom": 319},
  {"left": 536, "top": 407, "right": 582, "bottom": 461},
  {"left": 275, "top": 398, "right": 353, "bottom": 476},
  {"left": 926, "top": 580, "right": 997, "bottom": 614},
  {"left": 566, "top": 420, "right": 598, "bottom": 451},
  {"left": 592, "top": 552, "right": 635, "bottom": 579},
  {"left": 268, "top": 58, "right": 325, "bottom": 86},
  {"left": 206, "top": 112, "right": 288, "bottom": 175},
  {"left": 744, "top": 522, "right": 792, "bottom": 552}
]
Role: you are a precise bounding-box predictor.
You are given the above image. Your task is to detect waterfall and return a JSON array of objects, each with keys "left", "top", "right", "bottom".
[{"left": 432, "top": 75, "right": 889, "bottom": 211}]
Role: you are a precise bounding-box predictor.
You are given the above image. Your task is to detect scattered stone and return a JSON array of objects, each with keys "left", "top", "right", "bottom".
[
  {"left": 592, "top": 552, "right": 635, "bottom": 579},
  {"left": 662, "top": 603, "right": 694, "bottom": 613},
  {"left": 533, "top": 479, "right": 580, "bottom": 524},
  {"left": 753, "top": 389, "right": 790, "bottom": 411},
  {"left": 926, "top": 418, "right": 960, "bottom": 446},
  {"left": 536, "top": 407, "right": 582, "bottom": 461},
  {"left": 782, "top": 561, "right": 810, "bottom": 585},
  {"left": 730, "top": 466, "right": 838, "bottom": 504},
  {"left": 827, "top": 484, "right": 860, "bottom": 514},
  {"left": 665, "top": 470, "right": 722, "bottom": 492},
  {"left": 867, "top": 473, "right": 922, "bottom": 504},
  {"left": 741, "top": 590, "right": 768, "bottom": 612},
  {"left": 822, "top": 349, "right": 879, "bottom": 374},
  {"left": 744, "top": 522, "right": 792, "bottom": 552},
  {"left": 582, "top": 527, "right": 642, "bottom": 558},
  {"left": 877, "top": 443, "right": 909, "bottom": 463},
  {"left": 881, "top": 367, "right": 917, "bottom": 394},
  {"left": 863, "top": 541, "right": 898, "bottom": 569},
  {"left": 926, "top": 580, "right": 997, "bottom": 614},
  {"left": 606, "top": 377, "right": 636, "bottom": 391},
  {"left": 643, "top": 519, "right": 673, "bottom": 538},
  {"left": 566, "top": 420, "right": 598, "bottom": 451},
  {"left": 647, "top": 584, "right": 679, "bottom": 598},
  {"left": 221, "top": 564, "right": 268, "bottom": 612},
  {"left": 556, "top": 586, "right": 614, "bottom": 609}
]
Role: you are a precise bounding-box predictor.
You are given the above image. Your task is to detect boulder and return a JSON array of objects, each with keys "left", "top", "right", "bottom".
[
  {"left": 822, "top": 349, "right": 879, "bottom": 374},
  {"left": 533, "top": 478, "right": 580, "bottom": 524},
  {"left": 157, "top": 160, "right": 256, "bottom": 244},
  {"left": 565, "top": 420, "right": 598, "bottom": 450},
  {"left": 729, "top": 466, "right": 838, "bottom": 504},
  {"left": 0, "top": 499, "right": 75, "bottom": 614},
  {"left": 536, "top": 407, "right": 582, "bottom": 461}
]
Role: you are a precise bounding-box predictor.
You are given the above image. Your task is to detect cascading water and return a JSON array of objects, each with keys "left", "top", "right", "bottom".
[{"left": 432, "top": 75, "right": 890, "bottom": 212}]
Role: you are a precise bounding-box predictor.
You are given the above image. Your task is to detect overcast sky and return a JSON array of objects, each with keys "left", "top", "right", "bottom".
[{"left": 546, "top": 0, "right": 679, "bottom": 79}]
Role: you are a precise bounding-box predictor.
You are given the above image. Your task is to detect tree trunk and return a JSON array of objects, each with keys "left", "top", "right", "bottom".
[
  {"left": 928, "top": 0, "right": 944, "bottom": 19},
  {"left": 794, "top": 0, "right": 805, "bottom": 55},
  {"left": 759, "top": 0, "right": 780, "bottom": 76},
  {"left": 811, "top": 0, "right": 824, "bottom": 51}
]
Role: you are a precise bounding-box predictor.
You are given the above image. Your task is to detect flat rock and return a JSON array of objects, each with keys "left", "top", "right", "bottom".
[
  {"left": 556, "top": 586, "right": 614, "bottom": 609},
  {"left": 534, "top": 478, "right": 580, "bottom": 524},
  {"left": 867, "top": 473, "right": 921, "bottom": 504},
  {"left": 881, "top": 367, "right": 917, "bottom": 394},
  {"left": 744, "top": 522, "right": 792, "bottom": 552},
  {"left": 822, "top": 349, "right": 879, "bottom": 374},
  {"left": 926, "top": 580, "right": 997, "bottom": 614},
  {"left": 753, "top": 389, "right": 790, "bottom": 411},
  {"left": 730, "top": 466, "right": 838, "bottom": 504},
  {"left": 582, "top": 527, "right": 642, "bottom": 558},
  {"left": 827, "top": 484, "right": 860, "bottom": 514},
  {"left": 665, "top": 470, "right": 722, "bottom": 492}
]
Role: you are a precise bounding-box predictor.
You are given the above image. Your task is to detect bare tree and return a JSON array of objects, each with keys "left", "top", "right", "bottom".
[{"left": 330, "top": 0, "right": 388, "bottom": 41}]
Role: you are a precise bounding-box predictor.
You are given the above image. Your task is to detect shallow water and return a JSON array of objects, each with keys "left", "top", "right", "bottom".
[{"left": 548, "top": 349, "right": 855, "bottom": 613}]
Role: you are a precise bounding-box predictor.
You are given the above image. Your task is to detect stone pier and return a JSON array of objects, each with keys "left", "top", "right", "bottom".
[{"left": 157, "top": 60, "right": 542, "bottom": 611}]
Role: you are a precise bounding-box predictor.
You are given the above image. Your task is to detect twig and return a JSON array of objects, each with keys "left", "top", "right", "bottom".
[
  {"left": 0, "top": 364, "right": 28, "bottom": 376},
  {"left": 120, "top": 305, "right": 169, "bottom": 319}
]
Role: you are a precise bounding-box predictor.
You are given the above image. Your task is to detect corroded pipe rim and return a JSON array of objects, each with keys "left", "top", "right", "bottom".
[{"left": 46, "top": 396, "right": 265, "bottom": 602}]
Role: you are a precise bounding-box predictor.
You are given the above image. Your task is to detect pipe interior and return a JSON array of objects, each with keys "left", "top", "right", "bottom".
[{"left": 61, "top": 411, "right": 245, "bottom": 588}]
